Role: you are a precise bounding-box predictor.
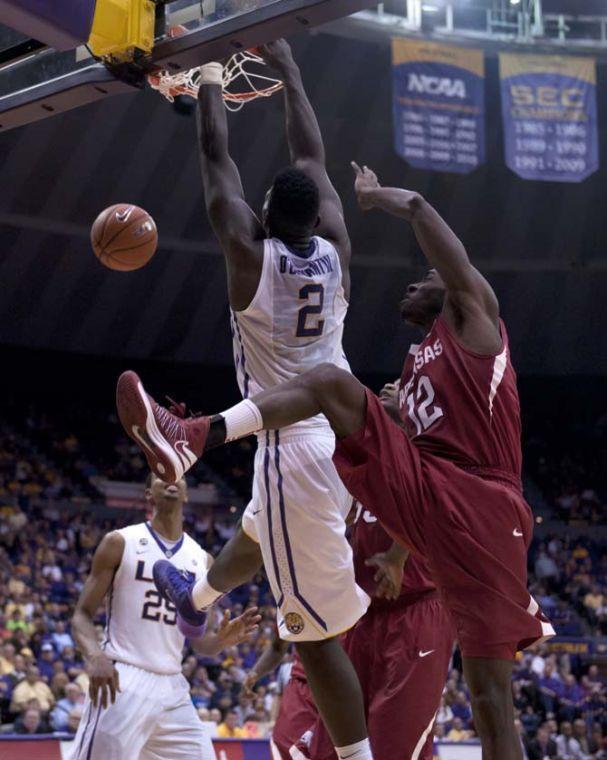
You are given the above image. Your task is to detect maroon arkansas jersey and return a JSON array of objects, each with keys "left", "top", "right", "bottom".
[
  {"left": 399, "top": 316, "right": 522, "bottom": 484},
  {"left": 351, "top": 502, "right": 436, "bottom": 605}
]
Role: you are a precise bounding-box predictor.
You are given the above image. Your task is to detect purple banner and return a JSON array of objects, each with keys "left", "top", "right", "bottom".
[
  {"left": 392, "top": 39, "right": 485, "bottom": 174},
  {"left": 499, "top": 53, "right": 599, "bottom": 183},
  {"left": 0, "top": 0, "right": 96, "bottom": 50}
]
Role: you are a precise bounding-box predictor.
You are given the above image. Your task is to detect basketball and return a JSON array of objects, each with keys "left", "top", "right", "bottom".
[{"left": 91, "top": 204, "right": 158, "bottom": 271}]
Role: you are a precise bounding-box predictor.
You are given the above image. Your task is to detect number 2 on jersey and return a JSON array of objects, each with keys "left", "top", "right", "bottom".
[
  {"left": 296, "top": 284, "right": 325, "bottom": 338},
  {"left": 406, "top": 375, "right": 444, "bottom": 435}
]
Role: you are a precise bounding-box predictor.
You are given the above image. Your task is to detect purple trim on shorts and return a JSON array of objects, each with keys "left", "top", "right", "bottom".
[
  {"left": 145, "top": 522, "right": 184, "bottom": 558},
  {"left": 231, "top": 313, "right": 251, "bottom": 398},
  {"left": 274, "top": 431, "right": 327, "bottom": 631},
  {"left": 86, "top": 703, "right": 103, "bottom": 760},
  {"left": 264, "top": 432, "right": 283, "bottom": 601}
]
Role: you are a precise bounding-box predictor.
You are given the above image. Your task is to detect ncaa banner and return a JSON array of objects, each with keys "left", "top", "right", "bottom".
[
  {"left": 392, "top": 39, "right": 485, "bottom": 174},
  {"left": 499, "top": 53, "right": 598, "bottom": 182}
]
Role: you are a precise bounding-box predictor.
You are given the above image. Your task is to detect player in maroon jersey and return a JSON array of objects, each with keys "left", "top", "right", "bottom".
[
  {"left": 301, "top": 496, "right": 455, "bottom": 760},
  {"left": 116, "top": 162, "right": 555, "bottom": 760},
  {"left": 244, "top": 639, "right": 316, "bottom": 760},
  {"left": 246, "top": 476, "right": 454, "bottom": 760}
]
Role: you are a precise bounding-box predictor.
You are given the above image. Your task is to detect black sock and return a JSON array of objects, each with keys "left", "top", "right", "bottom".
[{"left": 204, "top": 415, "right": 227, "bottom": 451}]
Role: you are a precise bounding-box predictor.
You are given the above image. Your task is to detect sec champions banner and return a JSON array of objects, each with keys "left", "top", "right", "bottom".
[
  {"left": 499, "top": 53, "right": 598, "bottom": 182},
  {"left": 392, "top": 39, "right": 485, "bottom": 174}
]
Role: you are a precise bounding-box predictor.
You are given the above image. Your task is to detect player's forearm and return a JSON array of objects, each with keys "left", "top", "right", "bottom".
[
  {"left": 365, "top": 187, "right": 473, "bottom": 289},
  {"left": 190, "top": 631, "right": 224, "bottom": 657},
  {"left": 251, "top": 641, "right": 288, "bottom": 682},
  {"left": 72, "top": 608, "right": 104, "bottom": 663},
  {"left": 385, "top": 540, "right": 409, "bottom": 566},
  {"left": 280, "top": 62, "right": 325, "bottom": 165},
  {"left": 197, "top": 83, "right": 230, "bottom": 162}
]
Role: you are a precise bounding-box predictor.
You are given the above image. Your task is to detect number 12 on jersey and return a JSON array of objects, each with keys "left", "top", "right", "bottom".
[
  {"left": 296, "top": 284, "right": 325, "bottom": 338},
  {"left": 405, "top": 376, "right": 444, "bottom": 435}
]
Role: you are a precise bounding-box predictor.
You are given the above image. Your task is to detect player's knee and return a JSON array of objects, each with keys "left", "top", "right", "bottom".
[{"left": 305, "top": 363, "right": 351, "bottom": 400}]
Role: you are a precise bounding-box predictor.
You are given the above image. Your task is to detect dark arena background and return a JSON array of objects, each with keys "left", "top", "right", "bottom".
[{"left": 0, "top": 1, "right": 607, "bottom": 758}]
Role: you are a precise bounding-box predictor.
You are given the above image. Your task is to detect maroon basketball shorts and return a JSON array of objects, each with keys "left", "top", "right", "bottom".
[
  {"left": 307, "top": 596, "right": 455, "bottom": 760},
  {"left": 272, "top": 676, "right": 317, "bottom": 760},
  {"left": 333, "top": 388, "right": 555, "bottom": 661}
]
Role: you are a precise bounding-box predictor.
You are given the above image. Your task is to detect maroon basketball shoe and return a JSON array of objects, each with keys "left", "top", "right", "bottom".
[{"left": 116, "top": 371, "right": 210, "bottom": 483}]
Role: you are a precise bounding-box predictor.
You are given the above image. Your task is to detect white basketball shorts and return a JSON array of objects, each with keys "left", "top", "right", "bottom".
[
  {"left": 67, "top": 662, "right": 215, "bottom": 760},
  {"left": 242, "top": 430, "right": 370, "bottom": 641}
]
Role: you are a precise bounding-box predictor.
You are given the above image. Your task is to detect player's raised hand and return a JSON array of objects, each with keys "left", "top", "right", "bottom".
[
  {"left": 351, "top": 162, "right": 381, "bottom": 211},
  {"left": 217, "top": 607, "right": 261, "bottom": 648},
  {"left": 88, "top": 652, "right": 121, "bottom": 709},
  {"left": 258, "top": 39, "right": 293, "bottom": 71}
]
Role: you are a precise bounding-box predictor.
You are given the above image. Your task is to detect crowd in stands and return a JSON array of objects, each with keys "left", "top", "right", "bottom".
[
  {"left": 0, "top": 499, "right": 281, "bottom": 739},
  {"left": 0, "top": 400, "right": 255, "bottom": 509},
  {"left": 437, "top": 648, "right": 607, "bottom": 757},
  {"left": 0, "top": 400, "right": 606, "bottom": 754}
]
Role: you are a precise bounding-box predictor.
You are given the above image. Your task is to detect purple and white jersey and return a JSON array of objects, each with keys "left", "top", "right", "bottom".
[
  {"left": 102, "top": 523, "right": 211, "bottom": 675},
  {"left": 230, "top": 236, "right": 350, "bottom": 438}
]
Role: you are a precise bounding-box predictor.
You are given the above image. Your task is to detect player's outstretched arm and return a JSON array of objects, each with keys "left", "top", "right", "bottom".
[
  {"left": 352, "top": 162, "right": 500, "bottom": 345},
  {"left": 190, "top": 607, "right": 261, "bottom": 656},
  {"left": 260, "top": 41, "right": 351, "bottom": 284},
  {"left": 197, "top": 72, "right": 264, "bottom": 310},
  {"left": 72, "top": 532, "right": 124, "bottom": 709},
  {"left": 243, "top": 632, "right": 289, "bottom": 696}
]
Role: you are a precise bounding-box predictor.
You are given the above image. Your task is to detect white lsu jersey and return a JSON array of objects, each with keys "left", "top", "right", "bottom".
[
  {"left": 102, "top": 523, "right": 211, "bottom": 675},
  {"left": 231, "top": 236, "right": 351, "bottom": 436}
]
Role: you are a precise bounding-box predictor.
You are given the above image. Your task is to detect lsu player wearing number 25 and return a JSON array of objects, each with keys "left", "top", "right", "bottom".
[{"left": 68, "top": 474, "right": 260, "bottom": 760}]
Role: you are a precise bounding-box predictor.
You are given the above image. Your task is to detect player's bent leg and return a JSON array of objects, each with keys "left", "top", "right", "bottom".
[
  {"left": 190, "top": 524, "right": 263, "bottom": 609},
  {"left": 463, "top": 657, "right": 522, "bottom": 760},
  {"left": 251, "top": 363, "right": 367, "bottom": 440},
  {"left": 296, "top": 638, "right": 370, "bottom": 757},
  {"left": 207, "top": 524, "right": 263, "bottom": 591},
  {"left": 115, "top": 366, "right": 367, "bottom": 482}
]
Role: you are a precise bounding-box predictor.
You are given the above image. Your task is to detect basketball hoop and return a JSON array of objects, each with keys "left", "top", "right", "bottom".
[{"left": 148, "top": 28, "right": 283, "bottom": 111}]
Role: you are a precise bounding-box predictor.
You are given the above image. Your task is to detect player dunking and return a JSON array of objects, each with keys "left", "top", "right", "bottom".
[
  {"left": 116, "top": 163, "right": 556, "bottom": 759},
  {"left": 146, "top": 39, "right": 373, "bottom": 760},
  {"left": 69, "top": 474, "right": 259, "bottom": 760}
]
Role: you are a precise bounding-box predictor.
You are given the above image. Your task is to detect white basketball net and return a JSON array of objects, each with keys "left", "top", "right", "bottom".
[{"left": 148, "top": 49, "right": 283, "bottom": 112}]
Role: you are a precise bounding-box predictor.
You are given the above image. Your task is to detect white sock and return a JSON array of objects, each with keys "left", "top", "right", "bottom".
[
  {"left": 221, "top": 399, "right": 263, "bottom": 442},
  {"left": 191, "top": 575, "right": 223, "bottom": 610},
  {"left": 335, "top": 739, "right": 373, "bottom": 760}
]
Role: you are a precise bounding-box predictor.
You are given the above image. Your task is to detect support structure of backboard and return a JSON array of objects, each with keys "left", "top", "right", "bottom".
[{"left": 0, "top": 0, "right": 374, "bottom": 132}]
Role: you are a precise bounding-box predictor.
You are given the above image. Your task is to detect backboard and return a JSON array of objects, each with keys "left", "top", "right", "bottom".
[{"left": 0, "top": 0, "right": 374, "bottom": 132}]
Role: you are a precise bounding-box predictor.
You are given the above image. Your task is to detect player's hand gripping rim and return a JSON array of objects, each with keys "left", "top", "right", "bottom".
[
  {"left": 217, "top": 606, "right": 261, "bottom": 649},
  {"left": 88, "top": 652, "right": 121, "bottom": 709}
]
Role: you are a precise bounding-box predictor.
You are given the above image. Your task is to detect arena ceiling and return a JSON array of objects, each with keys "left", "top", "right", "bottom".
[{"left": 1, "top": 32, "right": 607, "bottom": 376}]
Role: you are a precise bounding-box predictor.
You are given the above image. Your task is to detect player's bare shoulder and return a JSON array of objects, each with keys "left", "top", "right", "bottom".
[{"left": 94, "top": 530, "right": 126, "bottom": 569}]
